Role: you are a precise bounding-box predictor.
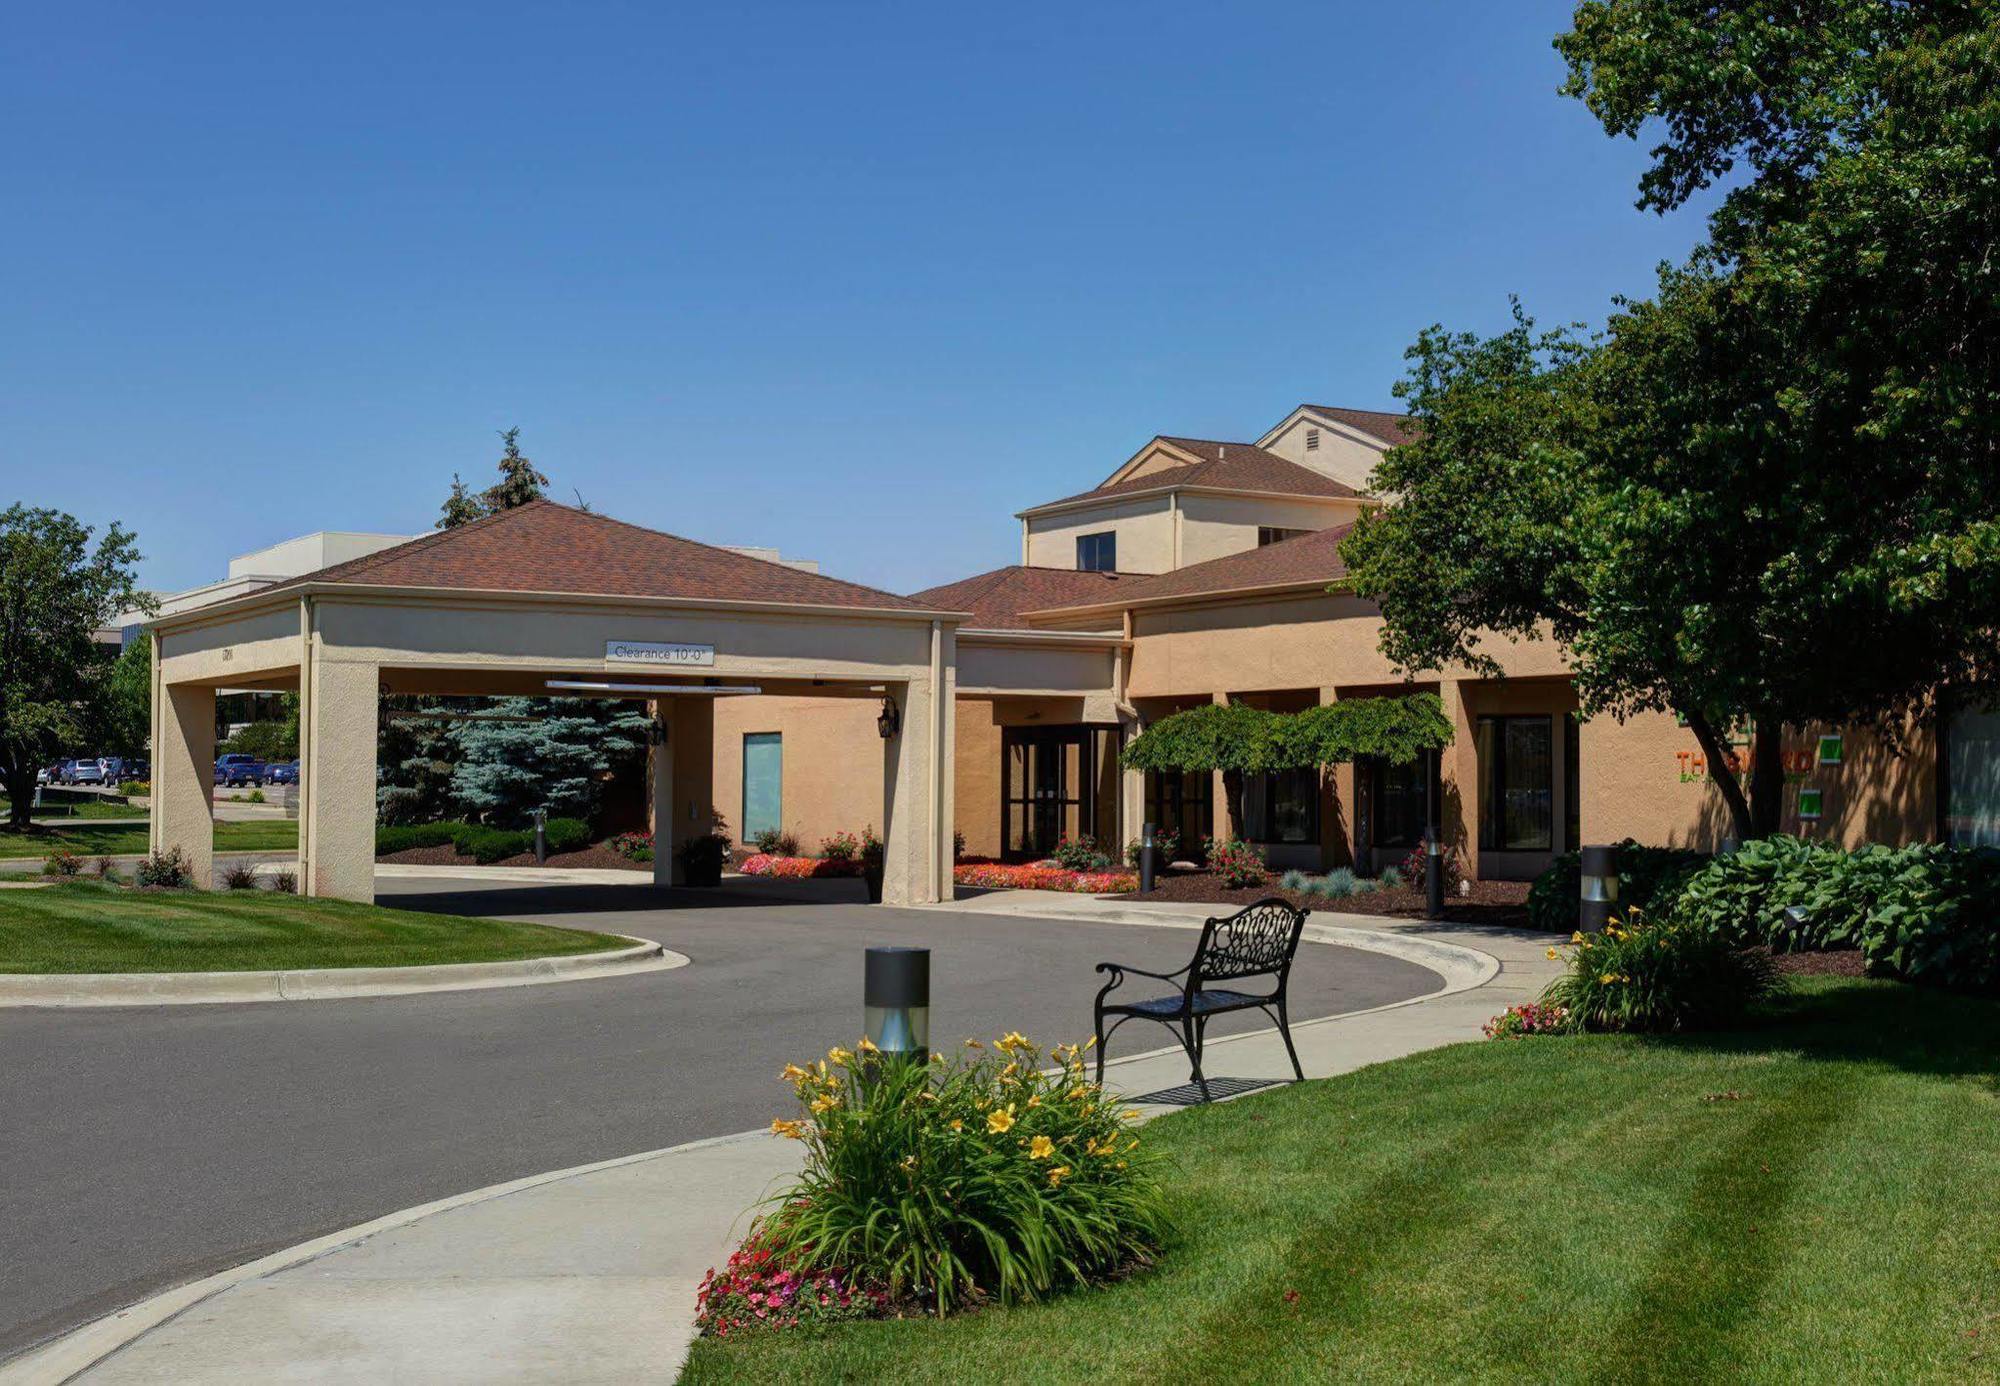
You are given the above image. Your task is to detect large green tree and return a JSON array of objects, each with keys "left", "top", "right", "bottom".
[
  {"left": 1342, "top": 3, "right": 2000, "bottom": 841},
  {"left": 0, "top": 507, "right": 146, "bottom": 828},
  {"left": 437, "top": 427, "right": 551, "bottom": 529}
]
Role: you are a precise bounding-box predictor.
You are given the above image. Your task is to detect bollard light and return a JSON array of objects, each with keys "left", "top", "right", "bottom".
[
  {"left": 1139, "top": 820, "right": 1157, "bottom": 894},
  {"left": 1579, "top": 844, "right": 1618, "bottom": 933},
  {"left": 531, "top": 805, "right": 549, "bottom": 864},
  {"left": 864, "top": 945, "right": 930, "bottom": 1060}
]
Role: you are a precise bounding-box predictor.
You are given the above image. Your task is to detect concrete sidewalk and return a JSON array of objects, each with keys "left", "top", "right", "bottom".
[{"left": 13, "top": 902, "right": 1558, "bottom": 1385}]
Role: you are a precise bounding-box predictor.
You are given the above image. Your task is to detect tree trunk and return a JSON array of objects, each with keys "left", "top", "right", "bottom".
[
  {"left": 1683, "top": 710, "right": 1752, "bottom": 843},
  {"left": 1748, "top": 718, "right": 1785, "bottom": 839},
  {"left": 4, "top": 755, "right": 33, "bottom": 831},
  {"left": 1220, "top": 769, "right": 1249, "bottom": 844}
]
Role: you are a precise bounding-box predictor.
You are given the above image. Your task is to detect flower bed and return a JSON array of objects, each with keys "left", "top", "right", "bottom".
[
  {"left": 953, "top": 860, "right": 1138, "bottom": 894},
  {"left": 741, "top": 853, "right": 862, "bottom": 879}
]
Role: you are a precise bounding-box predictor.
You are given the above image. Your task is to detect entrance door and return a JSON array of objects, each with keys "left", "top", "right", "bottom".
[{"left": 1002, "top": 727, "right": 1089, "bottom": 859}]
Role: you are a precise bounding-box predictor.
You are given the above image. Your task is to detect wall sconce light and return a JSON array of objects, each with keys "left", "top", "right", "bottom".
[
  {"left": 1579, "top": 843, "right": 1618, "bottom": 933},
  {"left": 877, "top": 697, "right": 901, "bottom": 740}
]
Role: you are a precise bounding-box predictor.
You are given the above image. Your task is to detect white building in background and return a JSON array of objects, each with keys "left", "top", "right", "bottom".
[{"left": 108, "top": 531, "right": 417, "bottom": 645}]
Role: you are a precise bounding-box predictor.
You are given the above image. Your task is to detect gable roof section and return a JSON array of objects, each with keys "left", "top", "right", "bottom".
[
  {"left": 1031, "top": 523, "right": 1355, "bottom": 615},
  {"left": 1300, "top": 405, "right": 1416, "bottom": 449},
  {"left": 1021, "top": 440, "right": 1360, "bottom": 515},
  {"left": 263, "top": 500, "right": 936, "bottom": 612},
  {"left": 908, "top": 565, "right": 1127, "bottom": 630}
]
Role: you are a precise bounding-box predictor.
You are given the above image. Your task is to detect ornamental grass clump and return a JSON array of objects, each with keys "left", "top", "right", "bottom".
[
  {"left": 1541, "top": 907, "right": 1780, "bottom": 1033},
  {"left": 746, "top": 1033, "right": 1170, "bottom": 1318}
]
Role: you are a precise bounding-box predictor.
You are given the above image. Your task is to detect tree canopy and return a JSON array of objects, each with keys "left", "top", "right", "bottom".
[
  {"left": 437, "top": 427, "right": 552, "bottom": 529},
  {"left": 0, "top": 506, "right": 146, "bottom": 827},
  {"left": 1341, "top": 2, "right": 2000, "bottom": 841}
]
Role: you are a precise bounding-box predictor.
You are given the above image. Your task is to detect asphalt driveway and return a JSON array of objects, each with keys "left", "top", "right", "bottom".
[{"left": 0, "top": 875, "right": 1441, "bottom": 1362}]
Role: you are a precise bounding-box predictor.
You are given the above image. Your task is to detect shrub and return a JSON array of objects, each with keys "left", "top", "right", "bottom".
[
  {"left": 374, "top": 822, "right": 464, "bottom": 857},
  {"left": 749, "top": 1034, "right": 1169, "bottom": 1315},
  {"left": 820, "top": 831, "right": 861, "bottom": 862},
  {"left": 609, "top": 830, "right": 654, "bottom": 862},
  {"left": 135, "top": 847, "right": 192, "bottom": 889},
  {"left": 859, "top": 825, "right": 884, "bottom": 866},
  {"left": 751, "top": 827, "right": 800, "bottom": 857},
  {"left": 953, "top": 830, "right": 966, "bottom": 862},
  {"left": 1124, "top": 828, "right": 1182, "bottom": 868},
  {"left": 1482, "top": 1000, "right": 1570, "bottom": 1038},
  {"left": 1050, "top": 835, "right": 1112, "bottom": 873},
  {"left": 677, "top": 829, "right": 733, "bottom": 880},
  {"left": 271, "top": 869, "right": 298, "bottom": 894},
  {"left": 695, "top": 1229, "right": 889, "bottom": 1339},
  {"left": 1527, "top": 839, "right": 1711, "bottom": 934},
  {"left": 1204, "top": 837, "right": 1267, "bottom": 889},
  {"left": 462, "top": 826, "right": 531, "bottom": 864},
  {"left": 1673, "top": 836, "right": 2000, "bottom": 991},
  {"left": 42, "top": 849, "right": 82, "bottom": 878},
  {"left": 541, "top": 816, "right": 592, "bottom": 855},
  {"left": 118, "top": 780, "right": 148, "bottom": 797},
  {"left": 1542, "top": 908, "right": 1781, "bottom": 1033},
  {"left": 246, "top": 789, "right": 266, "bottom": 805},
  {"left": 221, "top": 862, "right": 259, "bottom": 890},
  {"left": 94, "top": 855, "right": 119, "bottom": 881}
]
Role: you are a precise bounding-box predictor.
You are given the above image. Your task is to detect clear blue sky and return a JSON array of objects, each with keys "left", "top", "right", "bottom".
[{"left": 5, "top": 2, "right": 1713, "bottom": 597}]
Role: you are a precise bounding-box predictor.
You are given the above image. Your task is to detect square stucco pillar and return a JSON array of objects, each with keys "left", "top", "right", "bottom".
[
  {"left": 301, "top": 657, "right": 379, "bottom": 903},
  {"left": 649, "top": 702, "right": 674, "bottom": 887},
  {"left": 1320, "top": 686, "right": 1356, "bottom": 871},
  {"left": 152, "top": 681, "right": 216, "bottom": 889},
  {"left": 882, "top": 623, "right": 955, "bottom": 906},
  {"left": 1119, "top": 710, "right": 1145, "bottom": 853},
  {"left": 650, "top": 696, "right": 717, "bottom": 887}
]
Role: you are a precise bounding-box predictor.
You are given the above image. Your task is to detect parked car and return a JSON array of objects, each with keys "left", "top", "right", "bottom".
[
  {"left": 213, "top": 754, "right": 267, "bottom": 787},
  {"left": 97, "top": 757, "right": 135, "bottom": 781},
  {"left": 58, "top": 758, "right": 106, "bottom": 785},
  {"left": 266, "top": 761, "right": 299, "bottom": 785}
]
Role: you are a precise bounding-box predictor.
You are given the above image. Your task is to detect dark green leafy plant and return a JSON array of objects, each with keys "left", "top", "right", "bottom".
[
  {"left": 1527, "top": 839, "right": 1711, "bottom": 933},
  {"left": 756, "top": 1034, "right": 1168, "bottom": 1314}
]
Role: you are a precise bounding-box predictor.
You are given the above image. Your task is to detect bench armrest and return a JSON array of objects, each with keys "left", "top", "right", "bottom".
[{"left": 1093, "top": 961, "right": 1188, "bottom": 983}]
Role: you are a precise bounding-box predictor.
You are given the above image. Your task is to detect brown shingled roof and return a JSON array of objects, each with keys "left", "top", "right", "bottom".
[
  {"left": 1023, "top": 438, "right": 1359, "bottom": 513},
  {"left": 1304, "top": 406, "right": 1416, "bottom": 448},
  {"left": 1031, "top": 523, "right": 1355, "bottom": 614},
  {"left": 909, "top": 566, "right": 1127, "bottom": 630},
  {"left": 266, "top": 500, "right": 935, "bottom": 611}
]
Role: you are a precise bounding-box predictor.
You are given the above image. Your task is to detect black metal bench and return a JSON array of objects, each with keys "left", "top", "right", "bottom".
[{"left": 1092, "top": 897, "right": 1310, "bottom": 1103}]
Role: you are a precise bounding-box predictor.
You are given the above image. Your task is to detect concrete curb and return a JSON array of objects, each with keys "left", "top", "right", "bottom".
[
  {"left": 0, "top": 1128, "right": 777, "bottom": 1386},
  {"left": 372, "top": 863, "right": 657, "bottom": 887},
  {"left": 0, "top": 935, "right": 688, "bottom": 1008}
]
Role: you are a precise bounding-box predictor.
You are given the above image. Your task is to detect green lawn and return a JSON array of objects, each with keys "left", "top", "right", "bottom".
[
  {"left": 1, "top": 798, "right": 145, "bottom": 821},
  {"left": 682, "top": 977, "right": 2000, "bottom": 1384},
  {"left": 0, "top": 880, "right": 630, "bottom": 972},
  {"left": 0, "top": 819, "right": 298, "bottom": 859}
]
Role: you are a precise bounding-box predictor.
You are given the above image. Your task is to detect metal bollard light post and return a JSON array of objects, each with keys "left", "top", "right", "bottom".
[{"left": 863, "top": 945, "right": 931, "bottom": 1063}]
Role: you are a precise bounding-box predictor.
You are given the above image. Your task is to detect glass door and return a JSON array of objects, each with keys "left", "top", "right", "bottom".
[{"left": 1002, "top": 727, "right": 1091, "bottom": 860}]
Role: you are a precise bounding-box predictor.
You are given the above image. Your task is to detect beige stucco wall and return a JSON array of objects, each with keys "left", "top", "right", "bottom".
[
  {"left": 1175, "top": 493, "right": 1368, "bottom": 566},
  {"left": 710, "top": 694, "right": 885, "bottom": 851},
  {"left": 1024, "top": 495, "right": 1174, "bottom": 573},
  {"left": 957, "top": 639, "right": 1119, "bottom": 697},
  {"left": 1260, "top": 416, "right": 1387, "bottom": 492}
]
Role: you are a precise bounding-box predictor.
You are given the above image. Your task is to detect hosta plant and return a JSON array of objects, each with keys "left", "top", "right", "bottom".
[{"left": 744, "top": 1033, "right": 1169, "bottom": 1317}]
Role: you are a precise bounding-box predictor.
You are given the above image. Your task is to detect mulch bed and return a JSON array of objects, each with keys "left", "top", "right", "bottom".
[
  {"left": 1769, "top": 948, "right": 1868, "bottom": 978},
  {"left": 1135, "top": 869, "right": 1536, "bottom": 928},
  {"left": 377, "top": 844, "right": 647, "bottom": 872}
]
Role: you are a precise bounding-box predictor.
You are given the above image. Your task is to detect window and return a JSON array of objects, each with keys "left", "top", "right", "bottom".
[
  {"left": 1945, "top": 700, "right": 2000, "bottom": 847},
  {"left": 741, "top": 733, "right": 782, "bottom": 842},
  {"left": 1075, "top": 531, "right": 1116, "bottom": 572},
  {"left": 1245, "top": 767, "right": 1320, "bottom": 844},
  {"left": 1477, "top": 715, "right": 1554, "bottom": 851},
  {"left": 1369, "top": 754, "right": 1429, "bottom": 849},
  {"left": 1305, "top": 427, "right": 1320, "bottom": 451},
  {"left": 1258, "top": 526, "right": 1311, "bottom": 548}
]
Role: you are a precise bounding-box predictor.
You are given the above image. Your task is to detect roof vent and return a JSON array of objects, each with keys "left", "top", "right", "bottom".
[
  {"left": 1216, "top": 445, "right": 1224, "bottom": 460},
  {"left": 1306, "top": 427, "right": 1320, "bottom": 451}
]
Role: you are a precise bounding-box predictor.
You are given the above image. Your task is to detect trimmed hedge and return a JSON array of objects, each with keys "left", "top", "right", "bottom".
[
  {"left": 1672, "top": 836, "right": 2000, "bottom": 991},
  {"left": 375, "top": 818, "right": 593, "bottom": 863},
  {"left": 1527, "top": 840, "right": 1711, "bottom": 934}
]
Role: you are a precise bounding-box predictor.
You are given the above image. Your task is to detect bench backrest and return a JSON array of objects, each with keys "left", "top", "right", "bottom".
[{"left": 1189, "top": 898, "right": 1308, "bottom": 989}]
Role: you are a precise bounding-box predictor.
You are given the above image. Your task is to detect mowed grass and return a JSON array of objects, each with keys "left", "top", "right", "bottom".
[
  {"left": 0, "top": 798, "right": 146, "bottom": 821},
  {"left": 682, "top": 977, "right": 2000, "bottom": 1385},
  {"left": 0, "top": 820, "right": 298, "bottom": 859},
  {"left": 0, "top": 880, "right": 631, "bottom": 972}
]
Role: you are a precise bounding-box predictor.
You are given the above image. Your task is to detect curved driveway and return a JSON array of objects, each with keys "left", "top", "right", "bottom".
[{"left": 0, "top": 876, "right": 1441, "bottom": 1361}]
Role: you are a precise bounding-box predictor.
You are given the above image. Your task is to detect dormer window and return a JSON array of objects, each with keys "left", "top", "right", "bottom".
[
  {"left": 1305, "top": 427, "right": 1320, "bottom": 451},
  {"left": 1076, "top": 531, "right": 1117, "bottom": 572}
]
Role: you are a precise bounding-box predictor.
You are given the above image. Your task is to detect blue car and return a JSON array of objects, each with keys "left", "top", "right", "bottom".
[
  {"left": 266, "top": 761, "right": 300, "bottom": 785},
  {"left": 213, "top": 754, "right": 267, "bottom": 787}
]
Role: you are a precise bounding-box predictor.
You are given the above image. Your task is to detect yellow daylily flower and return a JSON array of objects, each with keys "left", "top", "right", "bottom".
[
  {"left": 900, "top": 1153, "right": 917, "bottom": 1171},
  {"left": 964, "top": 1038, "right": 984, "bottom": 1049},
  {"left": 1048, "top": 1165, "right": 1072, "bottom": 1187},
  {"left": 1025, "top": 1095, "right": 1042, "bottom": 1109},
  {"left": 810, "top": 1094, "right": 839, "bottom": 1114},
  {"left": 1121, "top": 1110, "right": 1141, "bottom": 1121},
  {"left": 1028, "top": 1134, "right": 1055, "bottom": 1160},
  {"left": 827, "top": 1046, "right": 854, "bottom": 1067},
  {"left": 770, "top": 1118, "right": 809, "bottom": 1140},
  {"left": 857, "top": 1037, "right": 880, "bottom": 1055},
  {"left": 1546, "top": 948, "right": 1562, "bottom": 960},
  {"left": 949, "top": 1118, "right": 964, "bottom": 1132},
  {"left": 780, "top": 1063, "right": 810, "bottom": 1083},
  {"left": 996, "top": 1031, "right": 1031, "bottom": 1053},
  {"left": 1067, "top": 1085, "right": 1090, "bottom": 1101},
  {"left": 987, "top": 1105, "right": 1016, "bottom": 1134}
]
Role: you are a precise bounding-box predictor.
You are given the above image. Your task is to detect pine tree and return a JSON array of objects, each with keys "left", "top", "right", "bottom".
[
  {"left": 482, "top": 427, "right": 549, "bottom": 513},
  {"left": 449, "top": 697, "right": 649, "bottom": 828},
  {"left": 437, "top": 473, "right": 487, "bottom": 530}
]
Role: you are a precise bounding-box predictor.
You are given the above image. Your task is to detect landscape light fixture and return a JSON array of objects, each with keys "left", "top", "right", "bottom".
[
  {"left": 877, "top": 697, "right": 901, "bottom": 740},
  {"left": 863, "top": 945, "right": 930, "bottom": 1061},
  {"left": 1579, "top": 844, "right": 1618, "bottom": 933}
]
